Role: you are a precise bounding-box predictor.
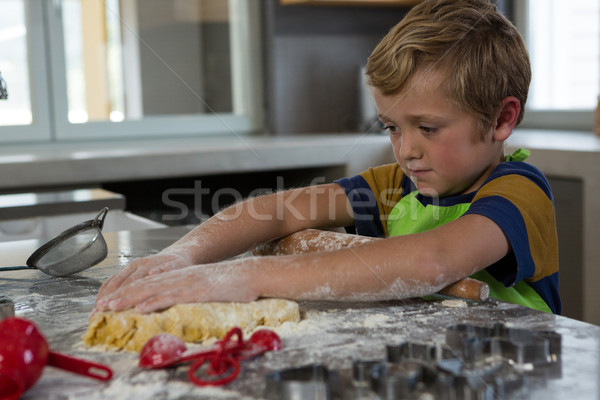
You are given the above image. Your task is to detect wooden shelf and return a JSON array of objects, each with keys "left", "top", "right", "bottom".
[{"left": 280, "top": 0, "right": 422, "bottom": 7}]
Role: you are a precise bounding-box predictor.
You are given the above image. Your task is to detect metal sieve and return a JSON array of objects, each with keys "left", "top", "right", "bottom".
[{"left": 0, "top": 208, "right": 109, "bottom": 277}]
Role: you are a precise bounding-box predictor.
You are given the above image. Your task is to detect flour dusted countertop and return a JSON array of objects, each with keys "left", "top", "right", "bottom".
[{"left": 1, "top": 226, "right": 599, "bottom": 399}]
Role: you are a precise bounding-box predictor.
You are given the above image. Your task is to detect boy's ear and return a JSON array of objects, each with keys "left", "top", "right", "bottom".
[{"left": 493, "top": 96, "right": 521, "bottom": 141}]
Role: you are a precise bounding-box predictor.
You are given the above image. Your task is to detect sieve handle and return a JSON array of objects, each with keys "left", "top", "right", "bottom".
[
  {"left": 0, "top": 266, "right": 37, "bottom": 272},
  {"left": 93, "top": 207, "right": 109, "bottom": 230}
]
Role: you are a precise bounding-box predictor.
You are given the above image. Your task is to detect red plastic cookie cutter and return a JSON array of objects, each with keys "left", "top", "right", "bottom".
[{"left": 139, "top": 327, "right": 282, "bottom": 386}]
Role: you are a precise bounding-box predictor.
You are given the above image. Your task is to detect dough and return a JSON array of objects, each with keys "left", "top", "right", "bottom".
[{"left": 82, "top": 299, "right": 300, "bottom": 352}]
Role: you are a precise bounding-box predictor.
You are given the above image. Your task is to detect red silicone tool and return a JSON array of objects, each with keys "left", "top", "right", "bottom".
[
  {"left": 0, "top": 317, "right": 112, "bottom": 400},
  {"left": 139, "top": 327, "right": 282, "bottom": 386}
]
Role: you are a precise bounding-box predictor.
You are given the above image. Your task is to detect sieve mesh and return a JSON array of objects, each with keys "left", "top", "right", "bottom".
[{"left": 34, "top": 228, "right": 102, "bottom": 268}]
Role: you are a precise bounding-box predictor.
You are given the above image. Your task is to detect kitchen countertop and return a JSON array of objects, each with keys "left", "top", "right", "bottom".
[{"left": 1, "top": 226, "right": 600, "bottom": 399}]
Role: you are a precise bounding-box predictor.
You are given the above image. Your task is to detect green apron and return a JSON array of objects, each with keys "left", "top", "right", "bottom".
[{"left": 386, "top": 149, "right": 551, "bottom": 313}]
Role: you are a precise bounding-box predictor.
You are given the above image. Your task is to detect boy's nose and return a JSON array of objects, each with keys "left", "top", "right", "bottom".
[{"left": 398, "top": 130, "right": 422, "bottom": 161}]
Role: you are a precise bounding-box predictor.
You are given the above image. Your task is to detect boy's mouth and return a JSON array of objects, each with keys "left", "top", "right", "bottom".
[{"left": 408, "top": 168, "right": 432, "bottom": 178}]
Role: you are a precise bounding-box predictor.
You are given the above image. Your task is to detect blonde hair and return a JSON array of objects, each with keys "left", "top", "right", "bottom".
[{"left": 366, "top": 0, "right": 531, "bottom": 135}]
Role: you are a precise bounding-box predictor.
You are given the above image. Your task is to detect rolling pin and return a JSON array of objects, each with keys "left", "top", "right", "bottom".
[{"left": 253, "top": 229, "right": 489, "bottom": 302}]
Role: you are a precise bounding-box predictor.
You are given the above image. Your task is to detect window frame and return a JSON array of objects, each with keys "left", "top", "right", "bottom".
[
  {"left": 0, "top": 1, "right": 53, "bottom": 143},
  {"left": 0, "top": 0, "right": 264, "bottom": 143},
  {"left": 513, "top": 0, "right": 596, "bottom": 131}
]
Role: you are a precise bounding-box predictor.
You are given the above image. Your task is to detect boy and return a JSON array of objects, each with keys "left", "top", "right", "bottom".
[{"left": 95, "top": 0, "right": 560, "bottom": 315}]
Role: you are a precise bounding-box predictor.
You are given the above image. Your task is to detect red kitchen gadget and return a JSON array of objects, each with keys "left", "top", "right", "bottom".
[
  {"left": 139, "top": 327, "right": 281, "bottom": 386},
  {"left": 0, "top": 317, "right": 113, "bottom": 400}
]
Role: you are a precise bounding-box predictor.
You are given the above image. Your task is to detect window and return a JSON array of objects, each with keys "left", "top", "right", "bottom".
[
  {"left": 515, "top": 0, "right": 600, "bottom": 130},
  {"left": 0, "top": 1, "right": 31, "bottom": 125},
  {"left": 0, "top": 0, "right": 263, "bottom": 143}
]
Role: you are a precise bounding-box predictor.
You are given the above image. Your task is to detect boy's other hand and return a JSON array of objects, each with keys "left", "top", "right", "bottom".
[
  {"left": 94, "top": 253, "right": 190, "bottom": 312},
  {"left": 95, "top": 260, "right": 257, "bottom": 314}
]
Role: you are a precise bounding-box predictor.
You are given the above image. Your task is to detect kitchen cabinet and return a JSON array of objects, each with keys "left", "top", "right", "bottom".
[{"left": 280, "top": 0, "right": 422, "bottom": 6}]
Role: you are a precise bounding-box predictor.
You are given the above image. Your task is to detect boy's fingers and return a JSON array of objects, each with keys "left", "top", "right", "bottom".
[
  {"left": 96, "top": 255, "right": 193, "bottom": 312},
  {"left": 148, "top": 264, "right": 175, "bottom": 275},
  {"left": 134, "top": 291, "right": 180, "bottom": 314},
  {"left": 103, "top": 273, "right": 168, "bottom": 312},
  {"left": 96, "top": 269, "right": 132, "bottom": 304},
  {"left": 95, "top": 277, "right": 119, "bottom": 305},
  {"left": 95, "top": 258, "right": 156, "bottom": 305}
]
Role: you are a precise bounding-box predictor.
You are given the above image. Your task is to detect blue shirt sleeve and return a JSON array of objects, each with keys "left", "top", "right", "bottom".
[
  {"left": 334, "top": 175, "right": 386, "bottom": 237},
  {"left": 463, "top": 162, "right": 561, "bottom": 314}
]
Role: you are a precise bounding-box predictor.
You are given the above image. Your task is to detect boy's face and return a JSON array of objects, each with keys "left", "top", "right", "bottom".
[{"left": 373, "top": 70, "right": 504, "bottom": 198}]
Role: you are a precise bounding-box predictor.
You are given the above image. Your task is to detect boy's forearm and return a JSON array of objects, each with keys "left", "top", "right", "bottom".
[
  {"left": 251, "top": 240, "right": 451, "bottom": 302},
  {"left": 251, "top": 214, "right": 505, "bottom": 301},
  {"left": 161, "top": 185, "right": 351, "bottom": 266},
  {"left": 251, "top": 215, "right": 507, "bottom": 302},
  {"left": 160, "top": 198, "right": 287, "bottom": 265},
  {"left": 253, "top": 229, "right": 489, "bottom": 301}
]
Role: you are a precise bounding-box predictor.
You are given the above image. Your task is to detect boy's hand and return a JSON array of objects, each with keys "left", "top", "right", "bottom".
[
  {"left": 94, "top": 259, "right": 258, "bottom": 314},
  {"left": 94, "top": 253, "right": 191, "bottom": 312}
]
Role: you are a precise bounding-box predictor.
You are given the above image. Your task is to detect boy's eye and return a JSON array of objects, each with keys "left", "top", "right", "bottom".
[
  {"left": 419, "top": 126, "right": 437, "bottom": 135},
  {"left": 383, "top": 125, "right": 399, "bottom": 133}
]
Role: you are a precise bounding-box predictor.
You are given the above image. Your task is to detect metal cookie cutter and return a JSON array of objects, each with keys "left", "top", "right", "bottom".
[
  {"left": 370, "top": 360, "right": 428, "bottom": 399},
  {"left": 436, "top": 356, "right": 524, "bottom": 400},
  {"left": 445, "top": 322, "right": 562, "bottom": 371},
  {"left": 264, "top": 323, "right": 562, "bottom": 400},
  {"left": 350, "top": 343, "right": 444, "bottom": 400},
  {"left": 437, "top": 322, "right": 562, "bottom": 398},
  {"left": 382, "top": 339, "right": 528, "bottom": 400},
  {"left": 386, "top": 341, "right": 451, "bottom": 364},
  {"left": 265, "top": 364, "right": 342, "bottom": 400},
  {"left": 363, "top": 328, "right": 559, "bottom": 400},
  {"left": 0, "top": 298, "right": 15, "bottom": 321}
]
